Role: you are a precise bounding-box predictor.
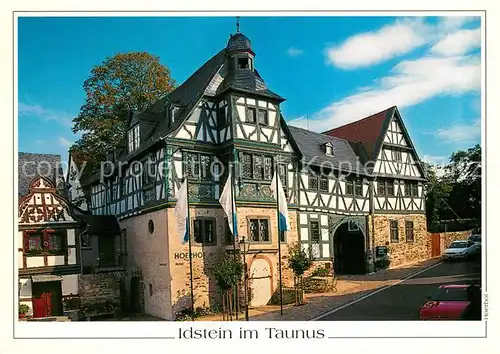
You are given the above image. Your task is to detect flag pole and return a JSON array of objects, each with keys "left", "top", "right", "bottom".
[
  {"left": 230, "top": 151, "right": 239, "bottom": 319},
  {"left": 274, "top": 158, "right": 284, "bottom": 316},
  {"left": 185, "top": 174, "right": 195, "bottom": 319}
]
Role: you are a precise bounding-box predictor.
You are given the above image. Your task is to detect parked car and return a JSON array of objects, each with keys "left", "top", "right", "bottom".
[
  {"left": 442, "top": 240, "right": 479, "bottom": 261},
  {"left": 468, "top": 234, "right": 481, "bottom": 246},
  {"left": 420, "top": 284, "right": 480, "bottom": 320}
]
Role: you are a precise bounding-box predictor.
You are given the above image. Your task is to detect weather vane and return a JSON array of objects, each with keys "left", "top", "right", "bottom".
[{"left": 236, "top": 16, "right": 240, "bottom": 33}]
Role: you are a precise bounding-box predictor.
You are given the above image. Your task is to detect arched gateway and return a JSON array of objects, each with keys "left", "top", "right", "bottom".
[{"left": 333, "top": 221, "right": 366, "bottom": 275}]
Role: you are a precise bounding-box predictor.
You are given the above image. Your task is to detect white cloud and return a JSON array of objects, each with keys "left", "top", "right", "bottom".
[
  {"left": 422, "top": 154, "right": 449, "bottom": 166},
  {"left": 439, "top": 16, "right": 478, "bottom": 31},
  {"left": 35, "top": 140, "right": 45, "bottom": 144},
  {"left": 431, "top": 28, "right": 481, "bottom": 56},
  {"left": 288, "top": 55, "right": 480, "bottom": 132},
  {"left": 325, "top": 18, "right": 430, "bottom": 70},
  {"left": 435, "top": 119, "right": 481, "bottom": 143},
  {"left": 58, "top": 137, "right": 73, "bottom": 148},
  {"left": 18, "top": 103, "right": 74, "bottom": 127},
  {"left": 286, "top": 47, "right": 304, "bottom": 57}
]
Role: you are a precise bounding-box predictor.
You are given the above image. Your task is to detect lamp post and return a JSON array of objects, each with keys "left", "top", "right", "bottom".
[{"left": 239, "top": 236, "right": 249, "bottom": 321}]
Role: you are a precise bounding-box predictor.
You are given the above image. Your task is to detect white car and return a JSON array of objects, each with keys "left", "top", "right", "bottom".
[
  {"left": 468, "top": 234, "right": 481, "bottom": 246},
  {"left": 442, "top": 240, "right": 479, "bottom": 261}
]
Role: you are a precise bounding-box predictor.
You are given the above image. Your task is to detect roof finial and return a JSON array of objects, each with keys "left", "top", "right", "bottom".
[{"left": 236, "top": 16, "right": 240, "bottom": 33}]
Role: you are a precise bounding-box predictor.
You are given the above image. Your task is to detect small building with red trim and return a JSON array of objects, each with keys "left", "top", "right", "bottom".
[{"left": 18, "top": 153, "right": 82, "bottom": 320}]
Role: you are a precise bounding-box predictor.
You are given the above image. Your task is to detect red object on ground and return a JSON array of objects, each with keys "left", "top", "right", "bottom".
[{"left": 420, "top": 284, "right": 471, "bottom": 320}]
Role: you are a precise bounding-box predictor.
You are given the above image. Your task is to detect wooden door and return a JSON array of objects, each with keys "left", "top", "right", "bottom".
[
  {"left": 249, "top": 258, "right": 272, "bottom": 307},
  {"left": 130, "top": 277, "right": 141, "bottom": 314},
  {"left": 32, "top": 281, "right": 62, "bottom": 318},
  {"left": 431, "top": 233, "right": 441, "bottom": 257}
]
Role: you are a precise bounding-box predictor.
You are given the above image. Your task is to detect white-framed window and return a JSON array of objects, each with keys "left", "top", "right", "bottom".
[
  {"left": 128, "top": 125, "right": 140, "bottom": 152},
  {"left": 325, "top": 142, "right": 334, "bottom": 156}
]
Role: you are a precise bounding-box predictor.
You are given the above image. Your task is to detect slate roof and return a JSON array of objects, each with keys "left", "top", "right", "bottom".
[
  {"left": 322, "top": 106, "right": 395, "bottom": 165},
  {"left": 287, "top": 126, "right": 368, "bottom": 175},
  {"left": 227, "top": 33, "right": 253, "bottom": 53},
  {"left": 18, "top": 152, "right": 65, "bottom": 197},
  {"left": 77, "top": 214, "right": 121, "bottom": 235}
]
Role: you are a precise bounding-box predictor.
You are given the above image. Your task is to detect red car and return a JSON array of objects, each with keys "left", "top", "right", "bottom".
[{"left": 420, "top": 284, "right": 479, "bottom": 320}]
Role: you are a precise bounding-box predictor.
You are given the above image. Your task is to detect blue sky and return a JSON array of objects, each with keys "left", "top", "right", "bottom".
[{"left": 18, "top": 16, "right": 481, "bottom": 167}]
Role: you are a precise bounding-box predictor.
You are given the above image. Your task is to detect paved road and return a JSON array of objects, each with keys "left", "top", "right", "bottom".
[{"left": 318, "top": 259, "right": 482, "bottom": 321}]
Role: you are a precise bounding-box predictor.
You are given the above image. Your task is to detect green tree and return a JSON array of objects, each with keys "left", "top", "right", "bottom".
[
  {"left": 213, "top": 253, "right": 243, "bottom": 321},
  {"left": 71, "top": 52, "right": 175, "bottom": 171},
  {"left": 287, "top": 242, "right": 314, "bottom": 305}
]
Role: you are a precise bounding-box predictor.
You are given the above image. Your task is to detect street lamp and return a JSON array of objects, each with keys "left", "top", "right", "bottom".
[{"left": 239, "top": 236, "right": 249, "bottom": 321}]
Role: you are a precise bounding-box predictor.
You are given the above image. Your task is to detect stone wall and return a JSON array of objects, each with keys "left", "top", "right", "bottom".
[
  {"left": 78, "top": 273, "right": 122, "bottom": 318},
  {"left": 166, "top": 206, "right": 299, "bottom": 315},
  {"left": 371, "top": 214, "right": 429, "bottom": 268}
]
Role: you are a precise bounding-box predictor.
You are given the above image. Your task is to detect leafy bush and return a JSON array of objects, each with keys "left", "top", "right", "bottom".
[
  {"left": 174, "top": 306, "right": 221, "bottom": 321},
  {"left": 311, "top": 267, "right": 331, "bottom": 277},
  {"left": 213, "top": 254, "right": 243, "bottom": 291},
  {"left": 288, "top": 242, "right": 314, "bottom": 276},
  {"left": 19, "top": 304, "right": 30, "bottom": 314}
]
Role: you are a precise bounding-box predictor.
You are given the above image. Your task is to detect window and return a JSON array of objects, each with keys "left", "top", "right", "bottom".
[
  {"left": 390, "top": 220, "right": 399, "bottom": 243},
  {"left": 24, "top": 230, "right": 66, "bottom": 254},
  {"left": 128, "top": 125, "right": 140, "bottom": 152},
  {"left": 185, "top": 153, "right": 212, "bottom": 181},
  {"left": 386, "top": 180, "right": 394, "bottom": 196},
  {"left": 411, "top": 183, "right": 419, "bottom": 197},
  {"left": 310, "top": 221, "right": 320, "bottom": 243},
  {"left": 149, "top": 284, "right": 153, "bottom": 296},
  {"left": 405, "top": 221, "right": 414, "bottom": 242},
  {"left": 346, "top": 179, "right": 363, "bottom": 196},
  {"left": 241, "top": 153, "right": 273, "bottom": 180},
  {"left": 309, "top": 172, "right": 318, "bottom": 190},
  {"left": 242, "top": 153, "right": 252, "bottom": 178},
  {"left": 110, "top": 182, "right": 118, "bottom": 201},
  {"left": 248, "top": 218, "right": 270, "bottom": 242},
  {"left": 193, "top": 218, "right": 216, "bottom": 245},
  {"left": 404, "top": 182, "right": 419, "bottom": 197},
  {"left": 394, "top": 150, "right": 402, "bottom": 162},
  {"left": 238, "top": 57, "right": 249, "bottom": 69},
  {"left": 217, "top": 106, "right": 226, "bottom": 126},
  {"left": 27, "top": 232, "right": 43, "bottom": 252},
  {"left": 377, "top": 181, "right": 386, "bottom": 195},
  {"left": 253, "top": 155, "right": 263, "bottom": 180},
  {"left": 48, "top": 232, "right": 63, "bottom": 251},
  {"left": 246, "top": 107, "right": 256, "bottom": 123},
  {"left": 325, "top": 143, "right": 334, "bottom": 156},
  {"left": 258, "top": 110, "right": 268, "bottom": 125},
  {"left": 319, "top": 175, "right": 329, "bottom": 192}
]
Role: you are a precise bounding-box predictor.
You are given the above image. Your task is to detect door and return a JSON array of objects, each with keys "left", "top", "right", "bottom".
[
  {"left": 431, "top": 233, "right": 441, "bottom": 257},
  {"left": 98, "top": 236, "right": 115, "bottom": 266},
  {"left": 32, "top": 281, "right": 62, "bottom": 318},
  {"left": 249, "top": 258, "right": 272, "bottom": 307},
  {"left": 130, "top": 277, "right": 141, "bottom": 314}
]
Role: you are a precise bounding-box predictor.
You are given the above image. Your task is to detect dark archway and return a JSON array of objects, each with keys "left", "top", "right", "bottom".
[{"left": 333, "top": 222, "right": 366, "bottom": 275}]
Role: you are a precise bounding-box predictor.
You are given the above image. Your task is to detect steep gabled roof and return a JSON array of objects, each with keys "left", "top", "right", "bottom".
[
  {"left": 216, "top": 69, "right": 285, "bottom": 101},
  {"left": 18, "top": 152, "right": 65, "bottom": 197},
  {"left": 322, "top": 106, "right": 396, "bottom": 165},
  {"left": 288, "top": 126, "right": 368, "bottom": 175}
]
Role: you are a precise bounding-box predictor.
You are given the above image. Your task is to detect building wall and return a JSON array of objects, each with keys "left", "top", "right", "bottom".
[
  {"left": 371, "top": 214, "right": 428, "bottom": 268},
  {"left": 78, "top": 273, "right": 121, "bottom": 318},
  {"left": 120, "top": 209, "right": 173, "bottom": 320},
  {"left": 438, "top": 230, "right": 473, "bottom": 252}
]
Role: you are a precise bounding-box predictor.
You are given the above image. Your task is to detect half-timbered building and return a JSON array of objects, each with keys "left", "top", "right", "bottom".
[
  {"left": 18, "top": 153, "right": 81, "bottom": 319},
  {"left": 75, "top": 28, "right": 427, "bottom": 320}
]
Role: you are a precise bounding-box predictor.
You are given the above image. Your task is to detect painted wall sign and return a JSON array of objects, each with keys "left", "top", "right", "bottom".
[{"left": 173, "top": 252, "right": 206, "bottom": 260}]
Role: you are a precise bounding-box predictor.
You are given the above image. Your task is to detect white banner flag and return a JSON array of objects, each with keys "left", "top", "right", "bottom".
[
  {"left": 174, "top": 179, "right": 189, "bottom": 244},
  {"left": 219, "top": 170, "right": 238, "bottom": 240}
]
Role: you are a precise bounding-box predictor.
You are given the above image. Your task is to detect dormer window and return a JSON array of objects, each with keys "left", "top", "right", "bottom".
[
  {"left": 170, "top": 106, "right": 179, "bottom": 123},
  {"left": 238, "top": 57, "right": 249, "bottom": 69},
  {"left": 128, "top": 124, "right": 140, "bottom": 153},
  {"left": 324, "top": 142, "right": 334, "bottom": 156}
]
